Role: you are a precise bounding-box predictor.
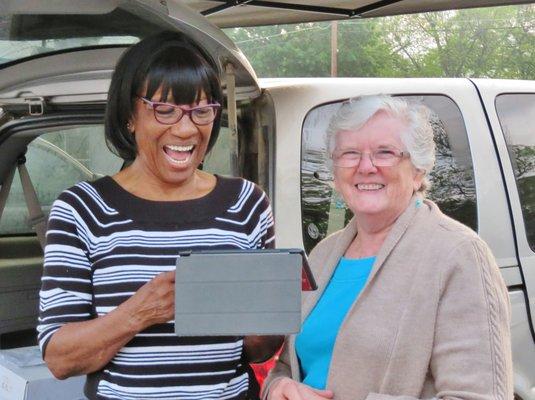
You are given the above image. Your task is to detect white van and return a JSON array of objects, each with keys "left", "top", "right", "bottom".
[{"left": 0, "top": 1, "right": 533, "bottom": 399}]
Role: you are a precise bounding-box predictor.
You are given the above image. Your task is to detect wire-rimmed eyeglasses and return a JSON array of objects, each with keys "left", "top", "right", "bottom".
[
  {"left": 138, "top": 97, "right": 221, "bottom": 126},
  {"left": 330, "top": 147, "right": 409, "bottom": 168}
]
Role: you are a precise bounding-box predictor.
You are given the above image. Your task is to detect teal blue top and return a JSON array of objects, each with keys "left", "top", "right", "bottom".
[{"left": 295, "top": 256, "right": 375, "bottom": 389}]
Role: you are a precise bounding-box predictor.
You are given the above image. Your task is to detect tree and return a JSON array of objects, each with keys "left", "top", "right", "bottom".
[
  {"left": 336, "top": 20, "right": 409, "bottom": 77},
  {"left": 224, "top": 5, "right": 534, "bottom": 80},
  {"left": 379, "top": 5, "right": 534, "bottom": 78},
  {"left": 226, "top": 23, "right": 332, "bottom": 77},
  {"left": 225, "top": 20, "right": 408, "bottom": 77}
]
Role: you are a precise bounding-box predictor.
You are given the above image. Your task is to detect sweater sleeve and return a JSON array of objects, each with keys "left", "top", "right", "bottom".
[
  {"left": 37, "top": 193, "right": 94, "bottom": 357},
  {"left": 261, "top": 337, "right": 293, "bottom": 399},
  {"left": 366, "top": 238, "right": 513, "bottom": 400}
]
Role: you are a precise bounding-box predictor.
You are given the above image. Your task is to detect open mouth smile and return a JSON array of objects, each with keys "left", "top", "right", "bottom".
[
  {"left": 356, "top": 183, "right": 385, "bottom": 191},
  {"left": 163, "top": 144, "right": 195, "bottom": 165}
]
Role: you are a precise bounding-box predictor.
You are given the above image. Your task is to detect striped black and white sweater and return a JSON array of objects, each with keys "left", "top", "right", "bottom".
[{"left": 37, "top": 175, "right": 275, "bottom": 400}]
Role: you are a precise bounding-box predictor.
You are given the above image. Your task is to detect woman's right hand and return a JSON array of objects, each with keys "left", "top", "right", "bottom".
[
  {"left": 268, "top": 377, "right": 334, "bottom": 400},
  {"left": 43, "top": 270, "right": 176, "bottom": 379},
  {"left": 123, "top": 270, "right": 176, "bottom": 331}
]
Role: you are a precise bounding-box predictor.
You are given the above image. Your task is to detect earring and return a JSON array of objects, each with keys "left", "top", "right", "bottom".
[{"left": 127, "top": 122, "right": 134, "bottom": 132}]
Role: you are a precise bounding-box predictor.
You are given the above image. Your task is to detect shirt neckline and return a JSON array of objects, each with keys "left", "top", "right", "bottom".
[
  {"left": 341, "top": 256, "right": 376, "bottom": 262},
  {"left": 92, "top": 174, "right": 240, "bottom": 225}
]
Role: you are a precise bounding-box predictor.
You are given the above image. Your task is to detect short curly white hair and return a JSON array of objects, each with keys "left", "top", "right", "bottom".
[{"left": 325, "top": 94, "right": 436, "bottom": 193}]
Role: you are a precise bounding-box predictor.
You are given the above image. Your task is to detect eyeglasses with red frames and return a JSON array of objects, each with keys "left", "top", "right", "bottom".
[
  {"left": 331, "top": 147, "right": 409, "bottom": 168},
  {"left": 138, "top": 97, "right": 221, "bottom": 126}
]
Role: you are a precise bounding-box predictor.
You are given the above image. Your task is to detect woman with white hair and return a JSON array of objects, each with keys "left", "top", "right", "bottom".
[{"left": 262, "top": 95, "right": 513, "bottom": 400}]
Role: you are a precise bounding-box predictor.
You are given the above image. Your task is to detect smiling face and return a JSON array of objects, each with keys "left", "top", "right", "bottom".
[
  {"left": 333, "top": 111, "right": 424, "bottom": 225},
  {"left": 129, "top": 87, "right": 213, "bottom": 187}
]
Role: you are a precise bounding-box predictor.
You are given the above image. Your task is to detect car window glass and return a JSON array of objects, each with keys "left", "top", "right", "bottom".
[
  {"left": 0, "top": 125, "right": 122, "bottom": 236},
  {"left": 495, "top": 93, "right": 535, "bottom": 251},
  {"left": 0, "top": 6, "right": 165, "bottom": 67},
  {"left": 301, "top": 95, "right": 477, "bottom": 252},
  {"left": 203, "top": 127, "right": 232, "bottom": 176}
]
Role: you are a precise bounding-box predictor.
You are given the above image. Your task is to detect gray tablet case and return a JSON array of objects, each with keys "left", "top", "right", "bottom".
[{"left": 174, "top": 249, "right": 303, "bottom": 336}]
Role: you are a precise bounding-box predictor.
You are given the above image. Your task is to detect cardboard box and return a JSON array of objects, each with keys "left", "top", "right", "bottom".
[{"left": 0, "top": 346, "right": 85, "bottom": 400}]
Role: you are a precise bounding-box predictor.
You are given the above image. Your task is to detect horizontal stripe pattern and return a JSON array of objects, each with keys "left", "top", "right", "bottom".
[{"left": 37, "top": 176, "right": 275, "bottom": 399}]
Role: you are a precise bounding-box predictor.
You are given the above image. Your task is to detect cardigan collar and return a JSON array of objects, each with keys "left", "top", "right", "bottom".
[{"left": 302, "top": 193, "right": 429, "bottom": 320}]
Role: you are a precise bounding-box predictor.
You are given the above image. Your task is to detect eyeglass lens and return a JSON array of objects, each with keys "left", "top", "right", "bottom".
[
  {"left": 332, "top": 149, "right": 404, "bottom": 168},
  {"left": 153, "top": 104, "right": 218, "bottom": 125}
]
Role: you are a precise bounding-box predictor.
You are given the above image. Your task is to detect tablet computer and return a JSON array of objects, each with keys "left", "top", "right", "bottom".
[{"left": 174, "top": 248, "right": 316, "bottom": 336}]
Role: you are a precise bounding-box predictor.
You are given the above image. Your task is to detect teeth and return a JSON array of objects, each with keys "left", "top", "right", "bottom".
[
  {"left": 165, "top": 144, "right": 194, "bottom": 152},
  {"left": 165, "top": 153, "right": 191, "bottom": 165},
  {"left": 357, "top": 183, "right": 384, "bottom": 190}
]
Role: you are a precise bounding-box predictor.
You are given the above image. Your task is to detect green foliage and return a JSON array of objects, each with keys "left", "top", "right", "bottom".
[
  {"left": 511, "top": 145, "right": 535, "bottom": 178},
  {"left": 224, "top": 5, "right": 534, "bottom": 79},
  {"left": 226, "top": 23, "right": 332, "bottom": 77},
  {"left": 336, "top": 20, "right": 407, "bottom": 77}
]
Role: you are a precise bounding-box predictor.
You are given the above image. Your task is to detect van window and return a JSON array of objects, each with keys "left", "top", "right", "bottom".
[
  {"left": 0, "top": 122, "right": 236, "bottom": 236},
  {"left": 0, "top": 125, "right": 122, "bottom": 236},
  {"left": 301, "top": 95, "right": 477, "bottom": 252},
  {"left": 203, "top": 126, "right": 233, "bottom": 176},
  {"left": 495, "top": 94, "right": 535, "bottom": 251}
]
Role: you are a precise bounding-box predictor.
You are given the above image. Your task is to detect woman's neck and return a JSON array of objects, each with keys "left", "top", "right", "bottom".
[
  {"left": 345, "top": 211, "right": 400, "bottom": 258},
  {"left": 345, "top": 226, "right": 391, "bottom": 259},
  {"left": 113, "top": 164, "right": 216, "bottom": 202}
]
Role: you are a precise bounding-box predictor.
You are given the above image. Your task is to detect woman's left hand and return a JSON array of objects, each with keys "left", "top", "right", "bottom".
[{"left": 267, "top": 377, "right": 334, "bottom": 400}]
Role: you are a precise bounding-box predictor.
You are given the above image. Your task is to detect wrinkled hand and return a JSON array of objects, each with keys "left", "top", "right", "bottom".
[
  {"left": 123, "top": 270, "right": 176, "bottom": 331},
  {"left": 269, "top": 377, "right": 334, "bottom": 400}
]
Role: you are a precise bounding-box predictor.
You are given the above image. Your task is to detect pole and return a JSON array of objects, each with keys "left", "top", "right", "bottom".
[{"left": 331, "top": 20, "right": 338, "bottom": 77}]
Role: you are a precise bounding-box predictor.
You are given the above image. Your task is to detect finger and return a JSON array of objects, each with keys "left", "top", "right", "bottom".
[
  {"left": 270, "top": 379, "right": 290, "bottom": 400},
  {"left": 151, "top": 271, "right": 175, "bottom": 286},
  {"left": 287, "top": 384, "right": 305, "bottom": 400},
  {"left": 310, "top": 388, "right": 333, "bottom": 398},
  {"left": 160, "top": 270, "right": 176, "bottom": 282},
  {"left": 298, "top": 384, "right": 332, "bottom": 400}
]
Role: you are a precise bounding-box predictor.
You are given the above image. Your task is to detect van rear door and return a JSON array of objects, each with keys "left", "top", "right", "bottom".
[{"left": 473, "top": 78, "right": 535, "bottom": 334}]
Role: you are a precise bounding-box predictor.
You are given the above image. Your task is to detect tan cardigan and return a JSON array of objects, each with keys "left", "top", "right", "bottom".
[{"left": 263, "top": 199, "right": 513, "bottom": 400}]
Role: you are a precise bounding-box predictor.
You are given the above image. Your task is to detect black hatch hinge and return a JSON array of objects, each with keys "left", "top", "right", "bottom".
[{"left": 25, "top": 97, "right": 45, "bottom": 116}]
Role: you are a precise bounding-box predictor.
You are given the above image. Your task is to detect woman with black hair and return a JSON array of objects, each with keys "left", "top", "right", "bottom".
[{"left": 37, "top": 31, "right": 281, "bottom": 400}]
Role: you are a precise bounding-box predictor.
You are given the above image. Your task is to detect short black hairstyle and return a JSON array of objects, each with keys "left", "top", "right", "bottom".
[{"left": 105, "top": 30, "right": 223, "bottom": 161}]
